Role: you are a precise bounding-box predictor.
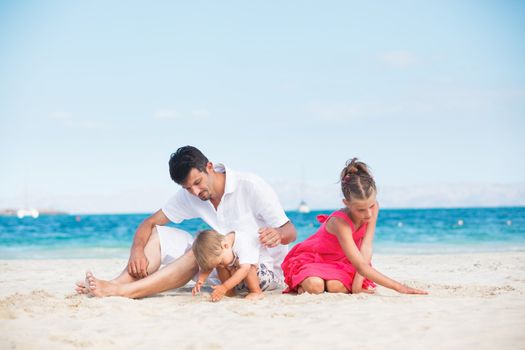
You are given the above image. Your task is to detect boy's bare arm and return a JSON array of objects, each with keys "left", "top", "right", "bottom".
[
  {"left": 210, "top": 265, "right": 251, "bottom": 301},
  {"left": 220, "top": 264, "right": 250, "bottom": 290},
  {"left": 192, "top": 270, "right": 211, "bottom": 296},
  {"left": 215, "top": 266, "right": 236, "bottom": 297},
  {"left": 216, "top": 266, "right": 232, "bottom": 284}
]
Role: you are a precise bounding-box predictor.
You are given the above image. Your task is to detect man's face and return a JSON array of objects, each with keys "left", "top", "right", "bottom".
[{"left": 182, "top": 167, "right": 212, "bottom": 201}]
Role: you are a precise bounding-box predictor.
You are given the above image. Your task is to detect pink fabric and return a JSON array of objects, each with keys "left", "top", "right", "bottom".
[{"left": 281, "top": 210, "right": 376, "bottom": 293}]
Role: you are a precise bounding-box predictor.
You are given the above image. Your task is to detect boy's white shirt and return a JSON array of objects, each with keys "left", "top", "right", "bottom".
[
  {"left": 162, "top": 164, "right": 289, "bottom": 277},
  {"left": 232, "top": 216, "right": 273, "bottom": 268}
]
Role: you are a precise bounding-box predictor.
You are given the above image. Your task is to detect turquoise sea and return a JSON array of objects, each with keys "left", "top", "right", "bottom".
[{"left": 1, "top": 207, "right": 524, "bottom": 259}]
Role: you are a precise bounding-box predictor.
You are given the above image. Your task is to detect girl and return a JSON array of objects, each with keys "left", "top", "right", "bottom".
[{"left": 282, "top": 158, "right": 427, "bottom": 295}]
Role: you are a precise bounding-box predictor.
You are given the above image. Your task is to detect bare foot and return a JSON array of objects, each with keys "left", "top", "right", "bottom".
[
  {"left": 75, "top": 280, "right": 89, "bottom": 294},
  {"left": 85, "top": 271, "right": 119, "bottom": 297},
  {"left": 244, "top": 292, "right": 264, "bottom": 301},
  {"left": 297, "top": 286, "right": 305, "bottom": 295}
]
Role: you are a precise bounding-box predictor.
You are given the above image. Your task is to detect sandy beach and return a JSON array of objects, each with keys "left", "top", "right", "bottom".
[{"left": 1, "top": 252, "right": 524, "bottom": 350}]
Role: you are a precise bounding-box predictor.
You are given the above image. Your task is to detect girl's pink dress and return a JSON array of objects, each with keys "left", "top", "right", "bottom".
[{"left": 282, "top": 210, "right": 376, "bottom": 293}]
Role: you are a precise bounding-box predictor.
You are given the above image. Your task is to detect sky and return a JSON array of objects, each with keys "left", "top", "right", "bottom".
[{"left": 1, "top": 1, "right": 524, "bottom": 213}]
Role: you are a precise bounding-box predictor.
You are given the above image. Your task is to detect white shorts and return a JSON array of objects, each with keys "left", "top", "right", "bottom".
[{"left": 156, "top": 225, "right": 219, "bottom": 285}]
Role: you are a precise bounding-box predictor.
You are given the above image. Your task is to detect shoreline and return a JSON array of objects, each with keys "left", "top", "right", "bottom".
[
  {"left": 1, "top": 252, "right": 525, "bottom": 349},
  {"left": 2, "top": 245, "right": 525, "bottom": 260}
]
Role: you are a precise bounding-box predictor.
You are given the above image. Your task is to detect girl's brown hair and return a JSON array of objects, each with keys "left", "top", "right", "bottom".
[{"left": 340, "top": 158, "right": 376, "bottom": 201}]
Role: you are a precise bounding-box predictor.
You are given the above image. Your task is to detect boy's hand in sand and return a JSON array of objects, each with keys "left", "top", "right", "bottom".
[
  {"left": 210, "top": 284, "right": 228, "bottom": 302},
  {"left": 192, "top": 280, "right": 204, "bottom": 296},
  {"left": 397, "top": 284, "right": 428, "bottom": 295},
  {"left": 128, "top": 249, "right": 149, "bottom": 279},
  {"left": 258, "top": 227, "right": 281, "bottom": 248}
]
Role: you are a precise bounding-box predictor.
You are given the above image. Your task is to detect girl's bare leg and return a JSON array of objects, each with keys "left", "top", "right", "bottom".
[
  {"left": 325, "top": 280, "right": 349, "bottom": 293},
  {"left": 299, "top": 276, "right": 325, "bottom": 294}
]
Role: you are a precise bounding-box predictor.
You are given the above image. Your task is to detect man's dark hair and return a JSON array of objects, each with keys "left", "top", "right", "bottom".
[{"left": 169, "top": 146, "right": 209, "bottom": 184}]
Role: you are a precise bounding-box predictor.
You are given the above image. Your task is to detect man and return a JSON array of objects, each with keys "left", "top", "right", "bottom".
[{"left": 76, "top": 146, "right": 297, "bottom": 298}]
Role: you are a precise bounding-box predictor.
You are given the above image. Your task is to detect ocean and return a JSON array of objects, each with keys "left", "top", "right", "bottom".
[{"left": 1, "top": 207, "right": 524, "bottom": 259}]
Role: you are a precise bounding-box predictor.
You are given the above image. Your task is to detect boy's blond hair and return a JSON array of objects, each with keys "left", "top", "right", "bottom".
[{"left": 192, "top": 230, "right": 224, "bottom": 271}]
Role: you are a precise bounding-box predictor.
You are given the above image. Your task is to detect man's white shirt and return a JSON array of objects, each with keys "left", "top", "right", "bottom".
[{"left": 162, "top": 164, "right": 289, "bottom": 278}]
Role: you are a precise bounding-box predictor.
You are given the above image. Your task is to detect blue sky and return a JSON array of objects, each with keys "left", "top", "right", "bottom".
[{"left": 1, "top": 1, "right": 524, "bottom": 213}]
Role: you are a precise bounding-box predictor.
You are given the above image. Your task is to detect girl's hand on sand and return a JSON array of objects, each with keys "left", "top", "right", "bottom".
[
  {"left": 353, "top": 287, "right": 376, "bottom": 294},
  {"left": 128, "top": 250, "right": 149, "bottom": 279},
  {"left": 192, "top": 281, "right": 204, "bottom": 296},
  {"left": 211, "top": 284, "right": 228, "bottom": 302},
  {"left": 397, "top": 284, "right": 428, "bottom": 295}
]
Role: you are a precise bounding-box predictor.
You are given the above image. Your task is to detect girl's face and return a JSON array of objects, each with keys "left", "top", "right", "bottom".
[{"left": 344, "top": 193, "right": 377, "bottom": 225}]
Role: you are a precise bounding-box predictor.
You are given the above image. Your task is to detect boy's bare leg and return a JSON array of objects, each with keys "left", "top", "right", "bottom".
[
  {"left": 75, "top": 228, "right": 162, "bottom": 294},
  {"left": 86, "top": 249, "right": 198, "bottom": 298},
  {"left": 216, "top": 266, "right": 236, "bottom": 297},
  {"left": 244, "top": 265, "right": 264, "bottom": 300}
]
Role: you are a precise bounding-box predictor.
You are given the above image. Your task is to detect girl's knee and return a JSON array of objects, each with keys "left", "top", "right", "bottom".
[
  {"left": 326, "top": 280, "right": 349, "bottom": 293},
  {"left": 301, "top": 277, "right": 325, "bottom": 294}
]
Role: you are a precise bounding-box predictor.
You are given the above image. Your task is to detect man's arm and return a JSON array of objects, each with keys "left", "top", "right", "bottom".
[
  {"left": 128, "top": 209, "right": 170, "bottom": 278},
  {"left": 259, "top": 221, "right": 297, "bottom": 247}
]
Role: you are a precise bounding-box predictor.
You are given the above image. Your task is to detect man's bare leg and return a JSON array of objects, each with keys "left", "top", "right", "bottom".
[
  {"left": 86, "top": 249, "right": 198, "bottom": 298},
  {"left": 75, "top": 228, "right": 162, "bottom": 294},
  {"left": 109, "top": 228, "right": 162, "bottom": 284}
]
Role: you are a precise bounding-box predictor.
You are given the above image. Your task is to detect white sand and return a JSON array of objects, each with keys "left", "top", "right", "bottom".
[{"left": 1, "top": 253, "right": 524, "bottom": 350}]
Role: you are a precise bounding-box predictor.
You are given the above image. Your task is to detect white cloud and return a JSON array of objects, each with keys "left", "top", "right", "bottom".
[
  {"left": 49, "top": 112, "right": 109, "bottom": 130},
  {"left": 306, "top": 102, "right": 362, "bottom": 122},
  {"left": 49, "top": 111, "right": 73, "bottom": 120},
  {"left": 154, "top": 109, "right": 180, "bottom": 120},
  {"left": 191, "top": 109, "right": 210, "bottom": 118},
  {"left": 380, "top": 50, "right": 419, "bottom": 68},
  {"left": 154, "top": 108, "right": 210, "bottom": 120}
]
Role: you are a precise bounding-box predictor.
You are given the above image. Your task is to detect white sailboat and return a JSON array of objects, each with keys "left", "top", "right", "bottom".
[
  {"left": 17, "top": 182, "right": 39, "bottom": 218},
  {"left": 298, "top": 165, "right": 310, "bottom": 213},
  {"left": 298, "top": 200, "right": 310, "bottom": 214},
  {"left": 17, "top": 208, "right": 39, "bottom": 219}
]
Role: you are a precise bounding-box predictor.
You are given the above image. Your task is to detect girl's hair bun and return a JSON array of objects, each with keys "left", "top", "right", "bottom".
[{"left": 339, "top": 158, "right": 376, "bottom": 200}]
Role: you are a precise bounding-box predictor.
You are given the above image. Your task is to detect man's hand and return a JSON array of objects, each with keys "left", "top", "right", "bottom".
[
  {"left": 127, "top": 249, "right": 149, "bottom": 279},
  {"left": 192, "top": 280, "right": 204, "bottom": 296},
  {"left": 258, "top": 227, "right": 281, "bottom": 248},
  {"left": 210, "top": 284, "right": 228, "bottom": 302}
]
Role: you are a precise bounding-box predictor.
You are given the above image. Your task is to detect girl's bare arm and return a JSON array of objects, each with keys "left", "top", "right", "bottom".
[
  {"left": 328, "top": 217, "right": 427, "bottom": 295},
  {"left": 352, "top": 202, "right": 379, "bottom": 292}
]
